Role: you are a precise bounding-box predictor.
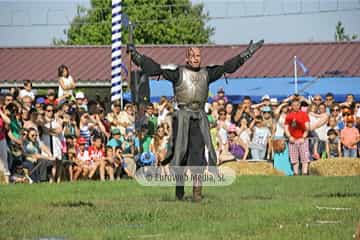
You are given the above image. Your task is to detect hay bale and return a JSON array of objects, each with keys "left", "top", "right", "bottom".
[
  {"left": 0, "top": 171, "right": 5, "bottom": 184},
  {"left": 220, "top": 161, "right": 285, "bottom": 176},
  {"left": 310, "top": 158, "right": 360, "bottom": 176}
]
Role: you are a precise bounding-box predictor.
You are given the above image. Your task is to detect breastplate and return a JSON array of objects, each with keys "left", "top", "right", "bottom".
[{"left": 175, "top": 67, "right": 209, "bottom": 110}]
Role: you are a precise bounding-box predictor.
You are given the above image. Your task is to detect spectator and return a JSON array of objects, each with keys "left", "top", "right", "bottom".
[
  {"left": 45, "top": 89, "right": 59, "bottom": 106},
  {"left": 19, "top": 80, "right": 35, "bottom": 102},
  {"left": 309, "top": 103, "right": 329, "bottom": 159},
  {"left": 237, "top": 117, "right": 252, "bottom": 148},
  {"left": 35, "top": 97, "right": 46, "bottom": 114},
  {"left": 212, "top": 87, "right": 228, "bottom": 103},
  {"left": 75, "top": 92, "right": 87, "bottom": 112},
  {"left": 88, "top": 136, "right": 107, "bottom": 181},
  {"left": 340, "top": 115, "right": 359, "bottom": 158},
  {"left": 23, "top": 128, "right": 55, "bottom": 182},
  {"left": 22, "top": 96, "right": 33, "bottom": 111},
  {"left": 340, "top": 94, "right": 356, "bottom": 109},
  {"left": 144, "top": 103, "right": 158, "bottom": 137},
  {"left": 107, "top": 128, "right": 122, "bottom": 149},
  {"left": 249, "top": 116, "right": 271, "bottom": 160},
  {"left": 312, "top": 94, "right": 323, "bottom": 107},
  {"left": 273, "top": 102, "right": 289, "bottom": 138},
  {"left": 150, "top": 125, "right": 169, "bottom": 175},
  {"left": 285, "top": 99, "right": 310, "bottom": 176},
  {"left": 261, "top": 105, "right": 274, "bottom": 132},
  {"left": 325, "top": 93, "right": 335, "bottom": 113},
  {"left": 58, "top": 64, "right": 76, "bottom": 99},
  {"left": 0, "top": 106, "right": 11, "bottom": 183},
  {"left": 73, "top": 137, "right": 92, "bottom": 180},
  {"left": 227, "top": 124, "right": 248, "bottom": 161},
  {"left": 325, "top": 129, "right": 341, "bottom": 158},
  {"left": 225, "top": 102, "right": 234, "bottom": 123}
]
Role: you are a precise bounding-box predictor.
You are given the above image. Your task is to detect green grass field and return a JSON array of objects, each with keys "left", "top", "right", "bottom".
[{"left": 1, "top": 176, "right": 359, "bottom": 240}]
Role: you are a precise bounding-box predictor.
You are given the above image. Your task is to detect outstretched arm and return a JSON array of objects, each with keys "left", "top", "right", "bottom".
[
  {"left": 128, "top": 45, "right": 179, "bottom": 83},
  {"left": 207, "top": 40, "right": 264, "bottom": 83}
]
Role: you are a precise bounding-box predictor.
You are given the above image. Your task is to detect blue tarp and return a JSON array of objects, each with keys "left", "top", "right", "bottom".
[{"left": 129, "top": 77, "right": 360, "bottom": 103}]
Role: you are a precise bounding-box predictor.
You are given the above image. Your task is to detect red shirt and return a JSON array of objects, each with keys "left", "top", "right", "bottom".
[
  {"left": 285, "top": 111, "right": 310, "bottom": 139},
  {"left": 88, "top": 146, "right": 105, "bottom": 161}
]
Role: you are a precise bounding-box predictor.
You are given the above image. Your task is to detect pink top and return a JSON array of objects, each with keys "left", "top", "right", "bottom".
[
  {"left": 340, "top": 127, "right": 359, "bottom": 149},
  {"left": 0, "top": 117, "right": 5, "bottom": 140}
]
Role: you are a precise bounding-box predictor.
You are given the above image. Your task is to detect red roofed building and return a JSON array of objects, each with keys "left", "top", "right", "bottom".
[
  {"left": 1, "top": 41, "right": 359, "bottom": 85},
  {"left": 0, "top": 42, "right": 359, "bottom": 101}
]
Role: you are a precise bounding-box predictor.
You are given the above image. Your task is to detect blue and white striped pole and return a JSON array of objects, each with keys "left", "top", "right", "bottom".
[{"left": 111, "top": 0, "right": 122, "bottom": 106}]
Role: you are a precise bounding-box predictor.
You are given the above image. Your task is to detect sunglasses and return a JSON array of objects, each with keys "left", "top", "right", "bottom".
[
  {"left": 343, "top": 113, "right": 351, "bottom": 116},
  {"left": 30, "top": 134, "right": 37, "bottom": 137},
  {"left": 332, "top": 108, "right": 340, "bottom": 111},
  {"left": 46, "top": 109, "right": 54, "bottom": 112}
]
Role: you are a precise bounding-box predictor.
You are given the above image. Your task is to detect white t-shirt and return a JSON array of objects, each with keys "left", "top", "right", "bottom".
[
  {"left": 19, "top": 89, "right": 35, "bottom": 100},
  {"left": 41, "top": 119, "right": 63, "bottom": 160},
  {"left": 58, "top": 76, "right": 74, "bottom": 98},
  {"left": 274, "top": 114, "right": 286, "bottom": 137},
  {"left": 250, "top": 126, "right": 271, "bottom": 150}
]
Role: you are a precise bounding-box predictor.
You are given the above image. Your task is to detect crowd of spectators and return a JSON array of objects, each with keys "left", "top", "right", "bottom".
[{"left": 0, "top": 72, "right": 360, "bottom": 183}]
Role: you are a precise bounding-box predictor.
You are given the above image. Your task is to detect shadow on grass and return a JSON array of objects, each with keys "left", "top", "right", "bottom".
[
  {"left": 313, "top": 192, "right": 360, "bottom": 198},
  {"left": 50, "top": 201, "right": 95, "bottom": 208}
]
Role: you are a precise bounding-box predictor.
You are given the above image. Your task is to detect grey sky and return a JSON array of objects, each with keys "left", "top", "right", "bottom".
[{"left": 0, "top": 0, "right": 359, "bottom": 46}]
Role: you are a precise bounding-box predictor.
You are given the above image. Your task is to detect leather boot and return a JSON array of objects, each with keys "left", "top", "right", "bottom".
[
  {"left": 192, "top": 185, "right": 202, "bottom": 202},
  {"left": 192, "top": 174, "right": 202, "bottom": 202},
  {"left": 175, "top": 185, "right": 185, "bottom": 200}
]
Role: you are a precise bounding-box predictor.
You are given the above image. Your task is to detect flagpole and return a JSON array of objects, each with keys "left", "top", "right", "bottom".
[
  {"left": 111, "top": 0, "right": 123, "bottom": 108},
  {"left": 294, "top": 55, "right": 298, "bottom": 94}
]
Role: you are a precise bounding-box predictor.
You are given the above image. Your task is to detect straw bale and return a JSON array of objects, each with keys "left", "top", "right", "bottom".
[
  {"left": 220, "top": 161, "right": 285, "bottom": 176},
  {"left": 310, "top": 158, "right": 360, "bottom": 176}
]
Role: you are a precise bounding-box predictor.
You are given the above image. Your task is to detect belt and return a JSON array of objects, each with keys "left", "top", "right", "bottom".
[{"left": 178, "top": 102, "right": 203, "bottom": 111}]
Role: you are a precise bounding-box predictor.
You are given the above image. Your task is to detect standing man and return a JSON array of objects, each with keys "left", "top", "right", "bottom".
[
  {"left": 128, "top": 40, "right": 264, "bottom": 201},
  {"left": 285, "top": 98, "right": 310, "bottom": 175}
]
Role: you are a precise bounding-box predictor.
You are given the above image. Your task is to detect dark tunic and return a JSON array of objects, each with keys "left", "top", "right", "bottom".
[{"left": 130, "top": 48, "right": 253, "bottom": 168}]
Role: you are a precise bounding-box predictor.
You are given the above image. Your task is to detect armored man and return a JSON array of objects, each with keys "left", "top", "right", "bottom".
[{"left": 128, "top": 40, "right": 264, "bottom": 201}]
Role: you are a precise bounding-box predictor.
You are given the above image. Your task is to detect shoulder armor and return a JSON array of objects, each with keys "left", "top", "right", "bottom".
[{"left": 160, "top": 64, "right": 178, "bottom": 71}]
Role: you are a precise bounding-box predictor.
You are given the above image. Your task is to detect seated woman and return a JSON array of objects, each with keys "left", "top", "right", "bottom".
[
  {"left": 102, "top": 146, "right": 120, "bottom": 180},
  {"left": 227, "top": 124, "right": 249, "bottom": 161},
  {"left": 121, "top": 128, "right": 137, "bottom": 177},
  {"left": 150, "top": 124, "right": 170, "bottom": 176},
  {"left": 22, "top": 128, "right": 56, "bottom": 183},
  {"left": 114, "top": 146, "right": 134, "bottom": 178}
]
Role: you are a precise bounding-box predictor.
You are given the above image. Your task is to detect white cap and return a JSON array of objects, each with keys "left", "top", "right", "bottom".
[
  {"left": 261, "top": 94, "right": 270, "bottom": 101},
  {"left": 270, "top": 98, "right": 279, "bottom": 105},
  {"left": 75, "top": 92, "right": 85, "bottom": 99}
]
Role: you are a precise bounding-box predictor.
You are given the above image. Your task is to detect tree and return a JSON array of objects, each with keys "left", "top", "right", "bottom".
[
  {"left": 335, "top": 21, "right": 358, "bottom": 42},
  {"left": 54, "top": 0, "right": 214, "bottom": 45}
]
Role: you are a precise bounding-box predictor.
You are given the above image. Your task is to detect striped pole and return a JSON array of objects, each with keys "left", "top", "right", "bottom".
[{"left": 111, "top": 0, "right": 122, "bottom": 106}]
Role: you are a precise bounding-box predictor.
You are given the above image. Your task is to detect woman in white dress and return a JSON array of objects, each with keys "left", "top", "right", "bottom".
[{"left": 58, "top": 65, "right": 76, "bottom": 99}]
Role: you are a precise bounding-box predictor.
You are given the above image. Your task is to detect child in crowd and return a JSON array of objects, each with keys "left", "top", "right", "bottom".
[
  {"left": 73, "top": 137, "right": 92, "bottom": 180},
  {"left": 340, "top": 115, "right": 359, "bottom": 158},
  {"left": 325, "top": 129, "right": 342, "bottom": 158},
  {"left": 249, "top": 116, "right": 271, "bottom": 160},
  {"left": 88, "top": 136, "right": 106, "bottom": 180}
]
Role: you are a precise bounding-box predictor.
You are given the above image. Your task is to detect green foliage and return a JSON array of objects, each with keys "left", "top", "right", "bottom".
[
  {"left": 335, "top": 21, "right": 358, "bottom": 42},
  {"left": 54, "top": 0, "right": 214, "bottom": 45},
  {"left": 1, "top": 177, "right": 360, "bottom": 239}
]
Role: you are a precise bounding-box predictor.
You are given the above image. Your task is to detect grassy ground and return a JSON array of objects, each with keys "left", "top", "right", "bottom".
[{"left": 0, "top": 176, "right": 359, "bottom": 240}]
